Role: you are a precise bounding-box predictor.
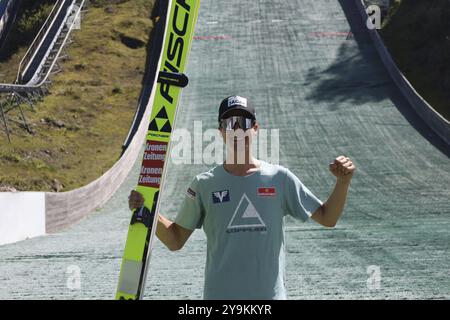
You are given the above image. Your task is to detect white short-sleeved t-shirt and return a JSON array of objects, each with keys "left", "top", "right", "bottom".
[{"left": 175, "top": 160, "right": 322, "bottom": 300}]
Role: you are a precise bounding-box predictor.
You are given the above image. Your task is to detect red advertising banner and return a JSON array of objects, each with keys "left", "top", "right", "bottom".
[{"left": 138, "top": 140, "right": 168, "bottom": 188}]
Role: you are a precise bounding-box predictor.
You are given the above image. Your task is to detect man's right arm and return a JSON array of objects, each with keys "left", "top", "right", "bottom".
[
  {"left": 128, "top": 190, "right": 193, "bottom": 251},
  {"left": 156, "top": 214, "right": 193, "bottom": 251}
]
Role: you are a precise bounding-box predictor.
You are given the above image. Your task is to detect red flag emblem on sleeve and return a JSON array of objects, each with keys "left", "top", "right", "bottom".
[{"left": 257, "top": 187, "right": 276, "bottom": 197}]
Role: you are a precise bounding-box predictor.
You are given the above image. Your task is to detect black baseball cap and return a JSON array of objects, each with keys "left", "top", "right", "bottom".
[{"left": 218, "top": 95, "right": 256, "bottom": 122}]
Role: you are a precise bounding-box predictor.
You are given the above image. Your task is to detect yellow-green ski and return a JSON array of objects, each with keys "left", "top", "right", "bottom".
[{"left": 116, "top": 0, "right": 200, "bottom": 300}]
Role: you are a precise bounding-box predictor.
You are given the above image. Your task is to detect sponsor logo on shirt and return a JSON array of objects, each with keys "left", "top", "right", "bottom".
[
  {"left": 212, "top": 190, "right": 230, "bottom": 203},
  {"left": 257, "top": 187, "right": 276, "bottom": 197},
  {"left": 186, "top": 187, "right": 196, "bottom": 200},
  {"left": 227, "top": 194, "right": 267, "bottom": 233}
]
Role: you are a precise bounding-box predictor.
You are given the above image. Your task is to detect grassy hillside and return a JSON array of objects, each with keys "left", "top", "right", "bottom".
[
  {"left": 0, "top": 0, "right": 157, "bottom": 191},
  {"left": 380, "top": 0, "right": 450, "bottom": 121}
]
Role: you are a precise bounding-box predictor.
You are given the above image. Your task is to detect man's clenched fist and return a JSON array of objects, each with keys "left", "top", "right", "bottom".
[{"left": 329, "top": 156, "right": 355, "bottom": 183}]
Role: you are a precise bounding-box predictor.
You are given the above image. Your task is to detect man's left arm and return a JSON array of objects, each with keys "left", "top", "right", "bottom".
[{"left": 311, "top": 155, "right": 356, "bottom": 228}]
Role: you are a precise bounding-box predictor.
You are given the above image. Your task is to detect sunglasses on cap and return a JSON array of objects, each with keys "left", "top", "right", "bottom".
[{"left": 219, "top": 116, "right": 256, "bottom": 131}]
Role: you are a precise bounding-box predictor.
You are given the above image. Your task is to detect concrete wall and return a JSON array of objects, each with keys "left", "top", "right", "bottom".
[
  {"left": 0, "top": 192, "right": 45, "bottom": 245},
  {"left": 354, "top": 0, "right": 450, "bottom": 146}
]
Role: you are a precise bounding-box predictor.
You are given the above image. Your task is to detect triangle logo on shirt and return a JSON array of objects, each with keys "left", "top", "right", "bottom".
[{"left": 227, "top": 194, "right": 267, "bottom": 233}]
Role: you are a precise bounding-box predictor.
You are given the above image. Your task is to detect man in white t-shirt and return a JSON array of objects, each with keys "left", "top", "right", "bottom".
[{"left": 129, "top": 95, "right": 356, "bottom": 299}]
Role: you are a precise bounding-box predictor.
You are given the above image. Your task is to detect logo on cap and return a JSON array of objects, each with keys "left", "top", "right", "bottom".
[{"left": 228, "top": 96, "right": 247, "bottom": 108}]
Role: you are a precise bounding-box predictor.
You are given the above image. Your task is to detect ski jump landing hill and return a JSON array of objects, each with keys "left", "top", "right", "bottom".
[{"left": 0, "top": 0, "right": 166, "bottom": 246}]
